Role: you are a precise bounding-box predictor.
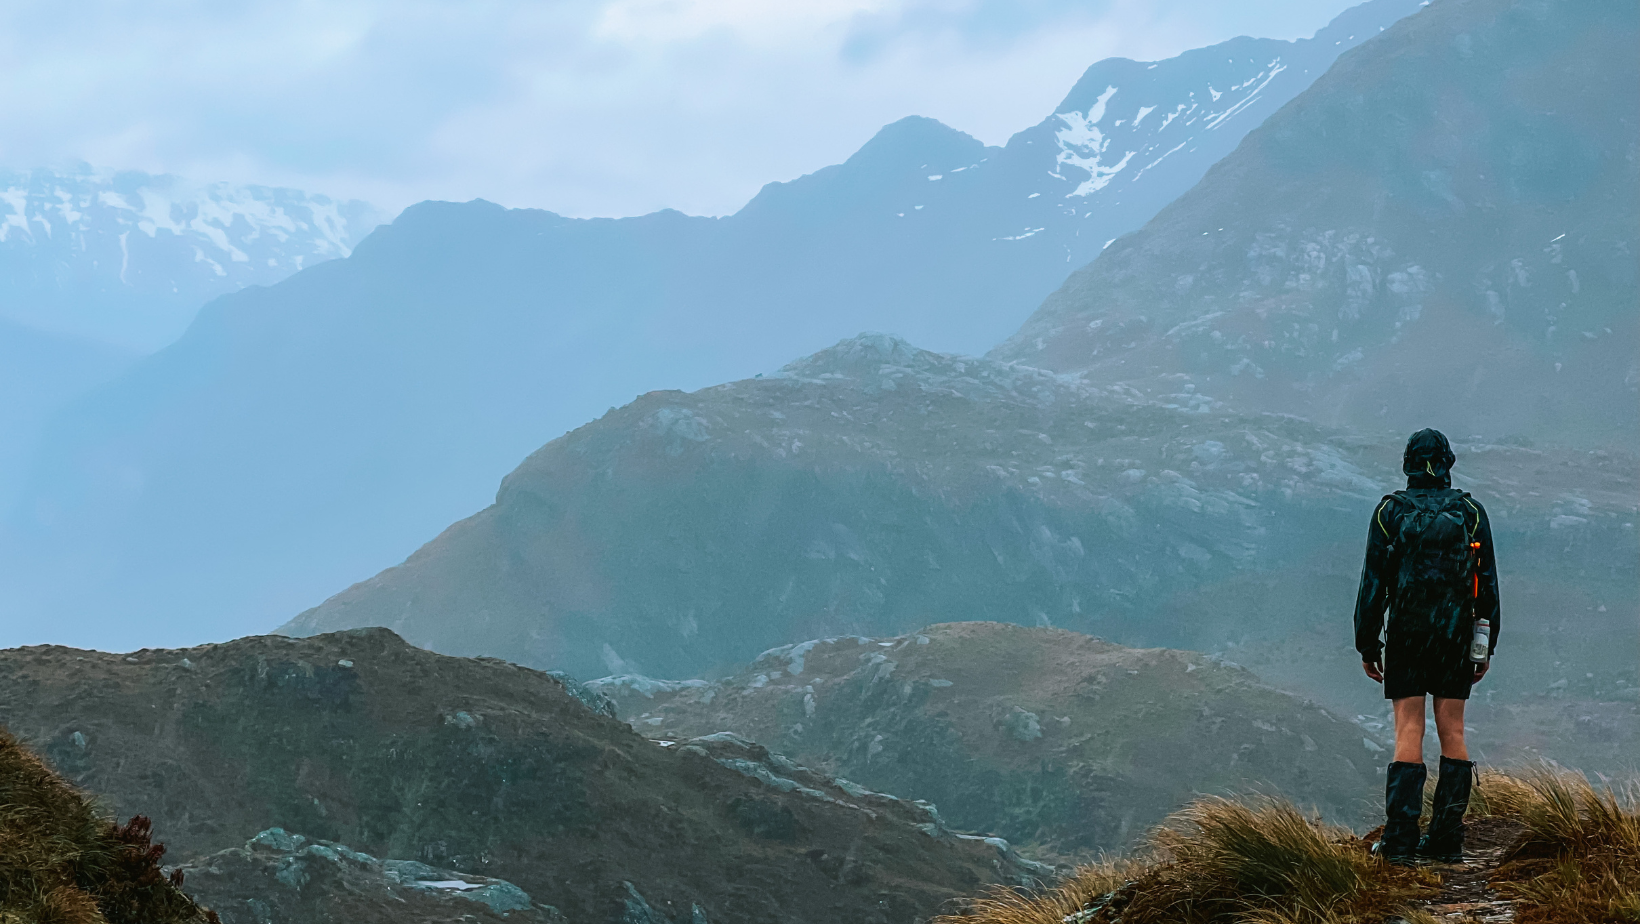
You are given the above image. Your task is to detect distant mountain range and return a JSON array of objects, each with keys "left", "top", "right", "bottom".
[
  {"left": 0, "top": 0, "right": 1425, "bottom": 648},
  {"left": 0, "top": 166, "right": 382, "bottom": 351}
]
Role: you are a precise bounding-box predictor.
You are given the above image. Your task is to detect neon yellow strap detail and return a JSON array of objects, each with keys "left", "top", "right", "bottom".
[
  {"left": 1464, "top": 497, "right": 1480, "bottom": 540},
  {"left": 1376, "top": 499, "right": 1392, "bottom": 539}
]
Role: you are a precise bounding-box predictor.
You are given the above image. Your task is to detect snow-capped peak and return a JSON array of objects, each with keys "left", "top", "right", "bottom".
[{"left": 0, "top": 165, "right": 384, "bottom": 349}]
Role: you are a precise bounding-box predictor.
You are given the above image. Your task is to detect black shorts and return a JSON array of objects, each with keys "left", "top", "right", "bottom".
[{"left": 1383, "top": 635, "right": 1474, "bottom": 700}]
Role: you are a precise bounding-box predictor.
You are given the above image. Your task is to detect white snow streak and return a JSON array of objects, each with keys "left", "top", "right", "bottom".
[{"left": 1054, "top": 86, "right": 1138, "bottom": 197}]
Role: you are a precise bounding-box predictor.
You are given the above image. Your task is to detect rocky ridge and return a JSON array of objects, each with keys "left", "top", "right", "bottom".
[
  {"left": 283, "top": 335, "right": 1636, "bottom": 706},
  {"left": 282, "top": 333, "right": 1396, "bottom": 678},
  {"left": 591, "top": 622, "right": 1382, "bottom": 861},
  {"left": 0, "top": 627, "right": 1037, "bottom": 924}
]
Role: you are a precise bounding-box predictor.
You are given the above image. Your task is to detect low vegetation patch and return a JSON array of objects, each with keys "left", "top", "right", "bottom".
[
  {"left": 938, "top": 767, "right": 1640, "bottom": 924},
  {"left": 1478, "top": 767, "right": 1640, "bottom": 924},
  {"left": 939, "top": 796, "right": 1435, "bottom": 924},
  {"left": 0, "top": 728, "right": 216, "bottom": 924}
]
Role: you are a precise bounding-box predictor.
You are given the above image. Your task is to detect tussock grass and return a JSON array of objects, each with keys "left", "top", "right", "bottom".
[
  {"left": 936, "top": 796, "right": 1434, "bottom": 924},
  {"left": 0, "top": 728, "right": 216, "bottom": 924},
  {"left": 940, "top": 767, "right": 1640, "bottom": 924},
  {"left": 1474, "top": 766, "right": 1640, "bottom": 924},
  {"left": 948, "top": 858, "right": 1145, "bottom": 924}
]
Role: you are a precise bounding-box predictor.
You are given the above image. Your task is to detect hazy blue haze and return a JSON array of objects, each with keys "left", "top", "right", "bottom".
[{"left": 0, "top": 0, "right": 1423, "bottom": 650}]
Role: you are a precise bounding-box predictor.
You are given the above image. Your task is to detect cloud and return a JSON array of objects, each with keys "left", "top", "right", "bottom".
[{"left": 0, "top": 0, "right": 1357, "bottom": 218}]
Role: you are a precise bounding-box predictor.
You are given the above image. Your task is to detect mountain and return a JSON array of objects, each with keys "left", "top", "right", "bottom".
[
  {"left": 723, "top": 0, "right": 1428, "bottom": 357},
  {"left": 283, "top": 335, "right": 1637, "bottom": 775},
  {"left": 0, "top": 628, "right": 1043, "bottom": 924},
  {"left": 0, "top": 166, "right": 383, "bottom": 351},
  {"left": 282, "top": 336, "right": 1636, "bottom": 684},
  {"left": 0, "top": 0, "right": 1425, "bottom": 649},
  {"left": 991, "top": 0, "right": 1639, "bottom": 449},
  {"left": 280, "top": 334, "right": 1387, "bottom": 677},
  {"left": 590, "top": 622, "right": 1382, "bottom": 861}
]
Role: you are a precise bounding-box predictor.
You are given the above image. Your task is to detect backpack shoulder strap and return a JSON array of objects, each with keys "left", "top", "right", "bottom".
[
  {"left": 1457, "top": 491, "right": 1482, "bottom": 541},
  {"left": 1374, "top": 493, "right": 1403, "bottom": 540}
]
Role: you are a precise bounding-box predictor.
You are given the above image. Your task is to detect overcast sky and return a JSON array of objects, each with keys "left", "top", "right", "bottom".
[{"left": 0, "top": 0, "right": 1358, "bottom": 219}]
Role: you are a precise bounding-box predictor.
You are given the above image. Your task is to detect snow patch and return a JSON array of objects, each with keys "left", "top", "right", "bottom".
[{"left": 1054, "top": 86, "right": 1138, "bottom": 197}]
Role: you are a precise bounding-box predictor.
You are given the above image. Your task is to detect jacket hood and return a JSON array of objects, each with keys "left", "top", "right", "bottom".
[{"left": 1403, "top": 428, "right": 1454, "bottom": 489}]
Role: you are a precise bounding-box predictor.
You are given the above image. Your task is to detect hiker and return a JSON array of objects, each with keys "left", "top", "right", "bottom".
[{"left": 1352, "top": 428, "right": 1499, "bottom": 865}]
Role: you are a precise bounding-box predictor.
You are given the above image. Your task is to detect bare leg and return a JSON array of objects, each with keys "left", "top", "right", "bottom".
[
  {"left": 1392, "top": 695, "right": 1426, "bottom": 763},
  {"left": 1432, "top": 697, "right": 1468, "bottom": 760}
]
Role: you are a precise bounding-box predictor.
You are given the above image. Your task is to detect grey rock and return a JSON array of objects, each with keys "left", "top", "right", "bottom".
[
  {"left": 620, "top": 881, "right": 665, "bottom": 924},
  {"left": 546, "top": 670, "right": 620, "bottom": 718},
  {"left": 179, "top": 829, "right": 565, "bottom": 924}
]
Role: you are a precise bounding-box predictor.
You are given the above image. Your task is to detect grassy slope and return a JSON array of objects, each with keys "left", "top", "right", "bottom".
[{"left": 0, "top": 729, "right": 214, "bottom": 924}]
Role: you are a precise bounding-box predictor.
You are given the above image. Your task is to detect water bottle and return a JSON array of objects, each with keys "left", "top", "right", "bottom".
[{"left": 1470, "top": 618, "right": 1491, "bottom": 663}]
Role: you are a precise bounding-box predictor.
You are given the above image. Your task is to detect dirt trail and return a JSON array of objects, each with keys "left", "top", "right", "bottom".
[{"left": 1403, "top": 816, "right": 1525, "bottom": 923}]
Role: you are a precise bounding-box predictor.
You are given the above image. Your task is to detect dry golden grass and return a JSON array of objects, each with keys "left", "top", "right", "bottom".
[
  {"left": 0, "top": 728, "right": 216, "bottom": 924},
  {"left": 1474, "top": 766, "right": 1640, "bottom": 924},
  {"left": 948, "top": 857, "right": 1145, "bottom": 924},
  {"left": 934, "top": 795, "right": 1435, "bottom": 924},
  {"left": 938, "top": 767, "right": 1640, "bottom": 924}
]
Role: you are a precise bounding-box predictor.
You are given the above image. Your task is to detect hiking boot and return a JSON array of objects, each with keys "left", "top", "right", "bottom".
[
  {"left": 1418, "top": 756, "right": 1475, "bottom": 863},
  {"left": 1374, "top": 761, "right": 1426, "bottom": 866}
]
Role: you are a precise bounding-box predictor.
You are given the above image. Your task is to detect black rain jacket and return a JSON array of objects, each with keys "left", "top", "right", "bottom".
[{"left": 1352, "top": 472, "right": 1500, "bottom": 661}]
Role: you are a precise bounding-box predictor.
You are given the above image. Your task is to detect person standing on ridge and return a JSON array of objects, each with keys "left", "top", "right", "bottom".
[{"left": 1353, "top": 428, "right": 1499, "bottom": 865}]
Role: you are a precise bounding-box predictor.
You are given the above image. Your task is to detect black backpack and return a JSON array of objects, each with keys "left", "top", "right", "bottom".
[{"left": 1390, "top": 489, "right": 1477, "bottom": 592}]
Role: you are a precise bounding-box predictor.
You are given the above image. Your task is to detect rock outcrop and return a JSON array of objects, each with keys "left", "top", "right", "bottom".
[{"left": 177, "top": 828, "right": 567, "bottom": 924}]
